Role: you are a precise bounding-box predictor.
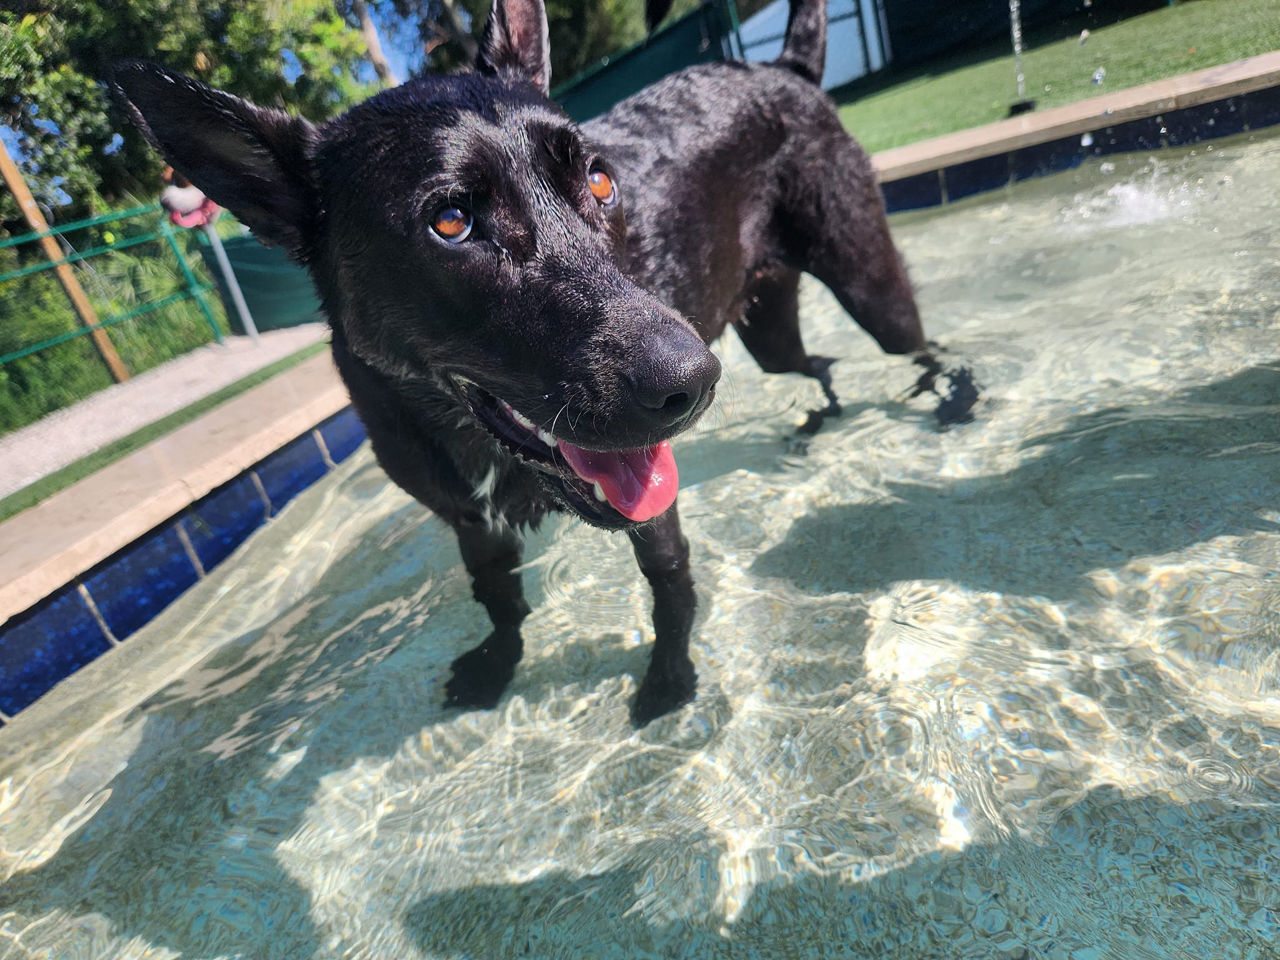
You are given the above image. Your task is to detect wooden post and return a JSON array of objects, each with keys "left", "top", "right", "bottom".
[{"left": 0, "top": 142, "right": 129, "bottom": 382}]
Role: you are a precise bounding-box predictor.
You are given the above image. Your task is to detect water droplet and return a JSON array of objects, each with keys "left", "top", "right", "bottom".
[{"left": 1185, "top": 756, "right": 1254, "bottom": 797}]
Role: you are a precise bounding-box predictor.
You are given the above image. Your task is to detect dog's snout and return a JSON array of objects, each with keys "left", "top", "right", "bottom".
[{"left": 627, "top": 326, "right": 721, "bottom": 430}]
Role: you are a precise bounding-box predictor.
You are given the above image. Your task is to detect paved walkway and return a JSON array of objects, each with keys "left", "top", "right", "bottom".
[{"left": 0, "top": 324, "right": 328, "bottom": 500}]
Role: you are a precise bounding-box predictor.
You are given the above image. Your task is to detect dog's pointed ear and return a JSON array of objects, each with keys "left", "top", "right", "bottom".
[
  {"left": 476, "top": 0, "right": 551, "bottom": 96},
  {"left": 109, "top": 60, "right": 318, "bottom": 258}
]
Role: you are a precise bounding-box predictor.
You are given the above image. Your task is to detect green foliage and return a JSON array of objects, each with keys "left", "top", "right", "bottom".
[
  {"left": 0, "top": 1, "right": 378, "bottom": 230},
  {"left": 0, "top": 11, "right": 113, "bottom": 222},
  {"left": 0, "top": 213, "right": 230, "bottom": 434},
  {"left": 544, "top": 0, "right": 645, "bottom": 84}
]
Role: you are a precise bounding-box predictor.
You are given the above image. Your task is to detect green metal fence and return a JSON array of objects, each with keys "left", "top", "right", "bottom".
[
  {"left": 0, "top": 203, "right": 223, "bottom": 366},
  {"left": 0, "top": 203, "right": 229, "bottom": 433}
]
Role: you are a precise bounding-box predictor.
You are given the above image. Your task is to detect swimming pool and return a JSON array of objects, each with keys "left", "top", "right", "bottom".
[{"left": 2, "top": 130, "right": 1279, "bottom": 959}]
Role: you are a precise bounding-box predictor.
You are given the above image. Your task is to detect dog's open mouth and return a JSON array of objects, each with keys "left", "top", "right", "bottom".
[{"left": 452, "top": 378, "right": 679, "bottom": 525}]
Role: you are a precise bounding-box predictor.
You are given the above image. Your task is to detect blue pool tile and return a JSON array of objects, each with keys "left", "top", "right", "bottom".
[
  {"left": 84, "top": 523, "right": 201, "bottom": 641},
  {"left": 1244, "top": 85, "right": 1280, "bottom": 131},
  {"left": 1091, "top": 115, "right": 1164, "bottom": 155},
  {"left": 0, "top": 586, "right": 112, "bottom": 716},
  {"left": 182, "top": 474, "right": 268, "bottom": 573},
  {"left": 943, "top": 153, "right": 1010, "bottom": 202},
  {"left": 318, "top": 407, "right": 367, "bottom": 464},
  {"left": 1012, "top": 136, "right": 1086, "bottom": 182},
  {"left": 1163, "top": 98, "right": 1246, "bottom": 147},
  {"left": 255, "top": 433, "right": 329, "bottom": 512},
  {"left": 881, "top": 171, "right": 943, "bottom": 213}
]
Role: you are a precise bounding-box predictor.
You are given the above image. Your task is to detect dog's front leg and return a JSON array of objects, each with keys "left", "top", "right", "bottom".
[
  {"left": 628, "top": 502, "right": 698, "bottom": 726},
  {"left": 444, "top": 519, "right": 531, "bottom": 711}
]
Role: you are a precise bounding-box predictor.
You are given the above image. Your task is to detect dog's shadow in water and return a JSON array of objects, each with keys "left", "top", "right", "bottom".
[
  {"left": 754, "top": 362, "right": 1280, "bottom": 603},
  {"left": 400, "top": 784, "right": 1274, "bottom": 958}
]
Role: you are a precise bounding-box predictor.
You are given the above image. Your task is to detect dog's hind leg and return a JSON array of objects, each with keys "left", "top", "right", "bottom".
[
  {"left": 734, "top": 266, "right": 842, "bottom": 436},
  {"left": 444, "top": 519, "right": 531, "bottom": 710},
  {"left": 791, "top": 137, "right": 928, "bottom": 359},
  {"left": 628, "top": 502, "right": 698, "bottom": 726}
]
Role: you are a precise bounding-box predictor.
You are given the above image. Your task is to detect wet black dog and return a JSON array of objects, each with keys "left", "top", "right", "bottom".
[{"left": 112, "top": 0, "right": 950, "bottom": 725}]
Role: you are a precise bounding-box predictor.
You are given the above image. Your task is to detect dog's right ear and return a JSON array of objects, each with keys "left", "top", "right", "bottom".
[
  {"left": 475, "top": 0, "right": 551, "bottom": 96},
  {"left": 109, "top": 61, "right": 318, "bottom": 258}
]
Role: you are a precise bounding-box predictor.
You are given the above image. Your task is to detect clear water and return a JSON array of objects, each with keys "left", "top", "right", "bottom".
[{"left": 4, "top": 132, "right": 1280, "bottom": 960}]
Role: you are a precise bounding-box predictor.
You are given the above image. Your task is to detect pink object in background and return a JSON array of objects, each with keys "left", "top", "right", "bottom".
[{"left": 161, "top": 183, "right": 220, "bottom": 228}]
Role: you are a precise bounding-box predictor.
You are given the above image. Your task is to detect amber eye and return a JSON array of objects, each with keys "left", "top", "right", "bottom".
[
  {"left": 431, "top": 206, "right": 472, "bottom": 243},
  {"left": 588, "top": 169, "right": 617, "bottom": 205}
]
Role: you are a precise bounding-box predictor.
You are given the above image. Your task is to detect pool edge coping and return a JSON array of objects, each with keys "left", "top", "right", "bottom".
[
  {"left": 871, "top": 50, "right": 1280, "bottom": 183},
  {"left": 0, "top": 351, "right": 351, "bottom": 624}
]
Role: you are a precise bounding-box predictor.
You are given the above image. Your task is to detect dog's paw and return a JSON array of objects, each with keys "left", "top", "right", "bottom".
[
  {"left": 631, "top": 659, "right": 698, "bottom": 727},
  {"left": 935, "top": 366, "right": 979, "bottom": 426},
  {"left": 444, "top": 640, "right": 518, "bottom": 710}
]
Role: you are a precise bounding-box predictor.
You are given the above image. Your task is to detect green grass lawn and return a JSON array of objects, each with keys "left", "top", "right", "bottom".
[
  {"left": 0, "top": 340, "right": 329, "bottom": 524},
  {"left": 838, "top": 0, "right": 1280, "bottom": 154}
]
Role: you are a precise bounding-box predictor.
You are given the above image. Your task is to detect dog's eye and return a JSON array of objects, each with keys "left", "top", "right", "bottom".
[
  {"left": 588, "top": 169, "right": 617, "bottom": 206},
  {"left": 431, "top": 206, "right": 472, "bottom": 243}
]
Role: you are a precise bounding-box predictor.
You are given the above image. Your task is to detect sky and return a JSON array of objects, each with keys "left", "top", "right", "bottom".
[{"left": 377, "top": 7, "right": 431, "bottom": 83}]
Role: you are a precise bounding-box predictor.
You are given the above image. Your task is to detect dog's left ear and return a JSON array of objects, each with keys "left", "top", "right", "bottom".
[
  {"left": 109, "top": 60, "right": 318, "bottom": 258},
  {"left": 476, "top": 0, "right": 551, "bottom": 96}
]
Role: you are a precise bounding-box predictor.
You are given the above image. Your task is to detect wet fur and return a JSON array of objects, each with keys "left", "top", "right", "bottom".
[{"left": 111, "top": 0, "right": 946, "bottom": 726}]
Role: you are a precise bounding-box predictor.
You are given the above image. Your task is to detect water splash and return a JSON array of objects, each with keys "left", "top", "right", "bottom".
[{"left": 1009, "top": 0, "right": 1027, "bottom": 100}]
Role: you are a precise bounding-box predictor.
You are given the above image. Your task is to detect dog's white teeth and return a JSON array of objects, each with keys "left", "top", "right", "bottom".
[
  {"left": 592, "top": 481, "right": 607, "bottom": 502},
  {"left": 537, "top": 429, "right": 555, "bottom": 447},
  {"left": 509, "top": 407, "right": 535, "bottom": 430}
]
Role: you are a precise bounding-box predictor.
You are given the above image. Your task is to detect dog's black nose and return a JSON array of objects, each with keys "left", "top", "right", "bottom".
[{"left": 628, "top": 326, "right": 721, "bottom": 429}]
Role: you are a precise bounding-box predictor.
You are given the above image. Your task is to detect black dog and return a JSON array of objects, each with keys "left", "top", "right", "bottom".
[{"left": 112, "top": 0, "right": 945, "bottom": 725}]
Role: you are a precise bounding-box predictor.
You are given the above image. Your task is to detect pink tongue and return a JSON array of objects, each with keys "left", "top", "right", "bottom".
[{"left": 556, "top": 440, "right": 679, "bottom": 522}]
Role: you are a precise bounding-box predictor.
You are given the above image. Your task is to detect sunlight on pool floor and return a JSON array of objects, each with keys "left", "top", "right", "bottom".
[{"left": 3, "top": 133, "right": 1280, "bottom": 959}]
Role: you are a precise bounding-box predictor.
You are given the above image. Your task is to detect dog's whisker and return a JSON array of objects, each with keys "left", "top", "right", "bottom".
[{"left": 550, "top": 402, "right": 570, "bottom": 439}]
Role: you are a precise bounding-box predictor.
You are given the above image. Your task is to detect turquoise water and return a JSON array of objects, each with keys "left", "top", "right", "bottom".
[{"left": 3, "top": 131, "right": 1280, "bottom": 959}]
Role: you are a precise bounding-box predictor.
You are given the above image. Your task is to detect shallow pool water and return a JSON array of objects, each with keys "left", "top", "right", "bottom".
[{"left": 4, "top": 131, "right": 1280, "bottom": 959}]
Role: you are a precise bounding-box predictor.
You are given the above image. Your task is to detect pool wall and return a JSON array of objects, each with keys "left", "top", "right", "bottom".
[
  {"left": 875, "top": 52, "right": 1280, "bottom": 212},
  {"left": 3, "top": 52, "right": 1280, "bottom": 725}
]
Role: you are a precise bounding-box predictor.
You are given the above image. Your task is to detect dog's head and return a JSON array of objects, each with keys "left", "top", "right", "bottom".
[{"left": 110, "top": 0, "right": 720, "bottom": 529}]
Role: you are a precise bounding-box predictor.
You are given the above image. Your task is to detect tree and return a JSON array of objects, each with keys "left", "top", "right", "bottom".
[
  {"left": 339, "top": 0, "right": 401, "bottom": 86},
  {"left": 0, "top": 1, "right": 378, "bottom": 232},
  {"left": 388, "top": 0, "right": 670, "bottom": 89}
]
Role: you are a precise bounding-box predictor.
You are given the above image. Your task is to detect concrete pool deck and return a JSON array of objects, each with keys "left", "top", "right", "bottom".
[
  {"left": 0, "top": 324, "right": 330, "bottom": 501},
  {"left": 0, "top": 352, "right": 351, "bottom": 627},
  {"left": 4, "top": 50, "right": 1280, "bottom": 720}
]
